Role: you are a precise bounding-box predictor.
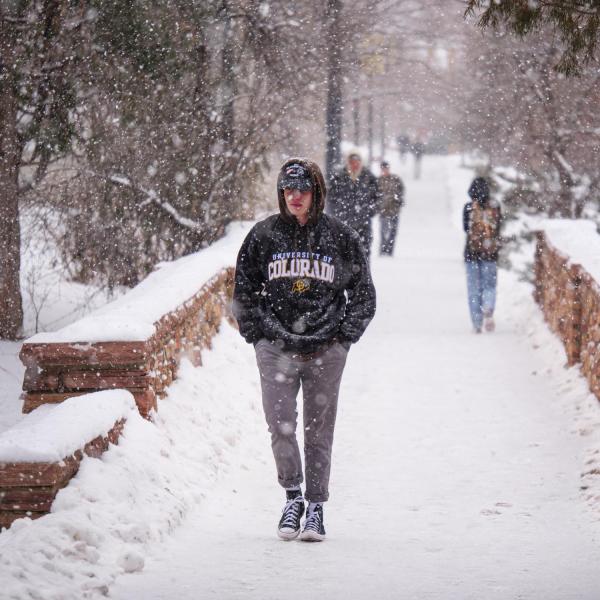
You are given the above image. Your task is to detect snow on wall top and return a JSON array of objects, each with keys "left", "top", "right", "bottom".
[
  {"left": 0, "top": 390, "right": 136, "bottom": 462},
  {"left": 542, "top": 219, "right": 600, "bottom": 283},
  {"left": 27, "top": 221, "right": 252, "bottom": 344}
]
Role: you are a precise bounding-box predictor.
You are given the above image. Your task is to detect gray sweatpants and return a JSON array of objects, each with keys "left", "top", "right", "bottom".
[{"left": 255, "top": 339, "right": 348, "bottom": 503}]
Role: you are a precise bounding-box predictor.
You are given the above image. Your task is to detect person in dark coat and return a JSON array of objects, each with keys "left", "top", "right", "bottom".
[
  {"left": 327, "top": 151, "right": 380, "bottom": 260},
  {"left": 411, "top": 139, "right": 425, "bottom": 179},
  {"left": 233, "top": 157, "right": 376, "bottom": 542},
  {"left": 463, "top": 176, "right": 502, "bottom": 333},
  {"left": 378, "top": 160, "right": 404, "bottom": 256}
]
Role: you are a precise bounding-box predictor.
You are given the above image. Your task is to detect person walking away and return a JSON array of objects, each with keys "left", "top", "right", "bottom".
[
  {"left": 463, "top": 176, "right": 501, "bottom": 333},
  {"left": 328, "top": 151, "right": 380, "bottom": 260},
  {"left": 396, "top": 134, "right": 410, "bottom": 163},
  {"left": 378, "top": 160, "right": 404, "bottom": 256},
  {"left": 411, "top": 139, "right": 425, "bottom": 179},
  {"left": 233, "top": 158, "right": 376, "bottom": 542}
]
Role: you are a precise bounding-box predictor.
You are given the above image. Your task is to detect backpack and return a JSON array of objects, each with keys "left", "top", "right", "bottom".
[{"left": 467, "top": 202, "right": 500, "bottom": 259}]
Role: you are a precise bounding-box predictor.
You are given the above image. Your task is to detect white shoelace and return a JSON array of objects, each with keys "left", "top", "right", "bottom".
[
  {"left": 280, "top": 497, "right": 303, "bottom": 529},
  {"left": 303, "top": 507, "right": 322, "bottom": 531}
]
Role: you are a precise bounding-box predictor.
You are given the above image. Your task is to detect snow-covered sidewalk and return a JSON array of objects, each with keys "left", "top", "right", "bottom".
[{"left": 110, "top": 156, "right": 600, "bottom": 600}]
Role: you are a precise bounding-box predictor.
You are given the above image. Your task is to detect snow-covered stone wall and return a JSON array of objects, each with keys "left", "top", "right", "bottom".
[
  {"left": 0, "top": 391, "right": 133, "bottom": 530},
  {"left": 19, "top": 267, "right": 235, "bottom": 417},
  {"left": 17, "top": 222, "right": 251, "bottom": 417},
  {"left": 535, "top": 220, "right": 600, "bottom": 398},
  {"left": 3, "top": 227, "right": 245, "bottom": 531}
]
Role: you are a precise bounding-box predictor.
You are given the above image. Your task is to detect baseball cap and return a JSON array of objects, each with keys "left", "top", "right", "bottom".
[{"left": 278, "top": 163, "right": 313, "bottom": 191}]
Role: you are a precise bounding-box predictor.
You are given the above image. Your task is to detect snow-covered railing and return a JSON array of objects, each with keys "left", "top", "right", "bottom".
[
  {"left": 18, "top": 227, "right": 248, "bottom": 417},
  {"left": 0, "top": 391, "right": 133, "bottom": 530},
  {"left": 534, "top": 221, "right": 600, "bottom": 397}
]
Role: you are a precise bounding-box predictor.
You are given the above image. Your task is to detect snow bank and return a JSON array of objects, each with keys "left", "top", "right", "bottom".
[
  {"left": 0, "top": 391, "right": 136, "bottom": 463},
  {"left": 0, "top": 324, "right": 263, "bottom": 599},
  {"left": 27, "top": 221, "right": 252, "bottom": 344},
  {"left": 542, "top": 219, "right": 600, "bottom": 283}
]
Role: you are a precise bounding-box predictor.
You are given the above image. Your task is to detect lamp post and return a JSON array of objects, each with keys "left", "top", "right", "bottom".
[
  {"left": 359, "top": 34, "right": 385, "bottom": 166},
  {"left": 325, "top": 0, "right": 343, "bottom": 187},
  {"left": 352, "top": 96, "right": 360, "bottom": 145}
]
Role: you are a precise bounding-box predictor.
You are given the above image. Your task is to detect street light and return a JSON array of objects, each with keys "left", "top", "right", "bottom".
[
  {"left": 325, "top": 0, "right": 343, "bottom": 187},
  {"left": 359, "top": 34, "right": 385, "bottom": 165}
]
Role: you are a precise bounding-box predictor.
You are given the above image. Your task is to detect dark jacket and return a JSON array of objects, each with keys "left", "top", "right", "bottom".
[
  {"left": 233, "top": 159, "right": 376, "bottom": 354},
  {"left": 462, "top": 200, "right": 502, "bottom": 262},
  {"left": 327, "top": 167, "right": 380, "bottom": 234},
  {"left": 378, "top": 174, "right": 404, "bottom": 217}
]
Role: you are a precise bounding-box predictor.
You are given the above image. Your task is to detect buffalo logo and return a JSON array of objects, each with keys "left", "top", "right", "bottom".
[{"left": 291, "top": 279, "right": 310, "bottom": 293}]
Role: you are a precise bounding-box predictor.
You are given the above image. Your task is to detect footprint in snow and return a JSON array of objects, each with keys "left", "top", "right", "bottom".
[{"left": 480, "top": 508, "right": 502, "bottom": 516}]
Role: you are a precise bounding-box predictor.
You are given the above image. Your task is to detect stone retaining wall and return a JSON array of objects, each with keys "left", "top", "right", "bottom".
[
  {"left": 579, "top": 271, "right": 600, "bottom": 399},
  {"left": 534, "top": 230, "right": 600, "bottom": 399},
  {"left": 534, "top": 232, "right": 582, "bottom": 366},
  {"left": 19, "top": 267, "right": 235, "bottom": 418},
  {"left": 2, "top": 259, "right": 237, "bottom": 531},
  {"left": 0, "top": 419, "right": 124, "bottom": 530}
]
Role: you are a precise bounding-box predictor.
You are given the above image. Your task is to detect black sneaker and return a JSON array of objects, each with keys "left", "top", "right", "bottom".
[
  {"left": 299, "top": 503, "right": 326, "bottom": 542},
  {"left": 277, "top": 495, "right": 305, "bottom": 540}
]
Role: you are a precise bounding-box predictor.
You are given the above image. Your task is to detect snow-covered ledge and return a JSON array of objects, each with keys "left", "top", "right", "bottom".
[
  {"left": 19, "top": 223, "right": 250, "bottom": 417},
  {"left": 534, "top": 220, "right": 600, "bottom": 398},
  {"left": 0, "top": 391, "right": 134, "bottom": 531}
]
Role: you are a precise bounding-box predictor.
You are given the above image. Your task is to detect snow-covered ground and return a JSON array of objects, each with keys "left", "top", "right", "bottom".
[
  {"left": 2, "top": 154, "right": 600, "bottom": 599},
  {"left": 0, "top": 332, "right": 263, "bottom": 599},
  {"left": 111, "top": 154, "right": 600, "bottom": 599}
]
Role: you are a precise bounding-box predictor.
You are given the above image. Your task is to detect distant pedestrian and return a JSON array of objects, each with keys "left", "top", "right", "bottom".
[
  {"left": 233, "top": 158, "right": 376, "bottom": 542},
  {"left": 328, "top": 151, "right": 380, "bottom": 260},
  {"left": 378, "top": 161, "right": 404, "bottom": 256},
  {"left": 396, "top": 134, "right": 410, "bottom": 163},
  {"left": 463, "top": 176, "right": 502, "bottom": 333},
  {"left": 412, "top": 139, "right": 425, "bottom": 179}
]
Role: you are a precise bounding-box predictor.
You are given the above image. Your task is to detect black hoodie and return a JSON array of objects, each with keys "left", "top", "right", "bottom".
[{"left": 233, "top": 158, "right": 376, "bottom": 354}]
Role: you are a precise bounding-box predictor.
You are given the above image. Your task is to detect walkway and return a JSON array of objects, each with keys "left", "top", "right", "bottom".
[{"left": 111, "top": 156, "right": 600, "bottom": 600}]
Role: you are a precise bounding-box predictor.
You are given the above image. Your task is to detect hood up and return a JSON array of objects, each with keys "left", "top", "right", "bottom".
[{"left": 277, "top": 157, "right": 327, "bottom": 226}]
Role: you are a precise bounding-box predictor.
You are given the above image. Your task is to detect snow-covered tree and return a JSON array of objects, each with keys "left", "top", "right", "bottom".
[
  {"left": 460, "top": 26, "right": 600, "bottom": 217},
  {"left": 0, "top": 1, "right": 94, "bottom": 339}
]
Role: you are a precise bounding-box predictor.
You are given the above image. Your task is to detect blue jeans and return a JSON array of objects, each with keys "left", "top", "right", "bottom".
[
  {"left": 465, "top": 260, "right": 497, "bottom": 330},
  {"left": 380, "top": 213, "right": 399, "bottom": 255}
]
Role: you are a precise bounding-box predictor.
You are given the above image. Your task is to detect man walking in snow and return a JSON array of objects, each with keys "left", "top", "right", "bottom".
[
  {"left": 378, "top": 160, "right": 404, "bottom": 256},
  {"left": 233, "top": 158, "right": 376, "bottom": 541},
  {"left": 327, "top": 151, "right": 380, "bottom": 260}
]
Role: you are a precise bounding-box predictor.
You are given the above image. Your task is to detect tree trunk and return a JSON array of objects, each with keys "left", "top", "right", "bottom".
[
  {"left": 0, "top": 19, "right": 24, "bottom": 339},
  {"left": 220, "top": 4, "right": 236, "bottom": 150},
  {"left": 325, "top": 0, "right": 343, "bottom": 186}
]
